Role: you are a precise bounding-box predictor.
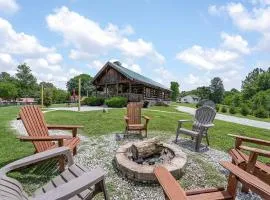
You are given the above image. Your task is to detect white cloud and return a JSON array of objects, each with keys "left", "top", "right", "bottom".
[
  {"left": 69, "top": 49, "right": 94, "bottom": 61},
  {"left": 122, "top": 62, "right": 142, "bottom": 74},
  {"left": 220, "top": 32, "right": 250, "bottom": 54},
  {"left": 24, "top": 58, "right": 62, "bottom": 72},
  {"left": 46, "top": 6, "right": 164, "bottom": 63},
  {"left": 154, "top": 66, "right": 176, "bottom": 87},
  {"left": 88, "top": 60, "right": 104, "bottom": 70},
  {"left": 46, "top": 53, "right": 63, "bottom": 64},
  {"left": 0, "top": 0, "right": 19, "bottom": 14},
  {"left": 176, "top": 45, "right": 239, "bottom": 71},
  {"left": 0, "top": 53, "right": 17, "bottom": 71},
  {"left": 0, "top": 18, "right": 54, "bottom": 56}
]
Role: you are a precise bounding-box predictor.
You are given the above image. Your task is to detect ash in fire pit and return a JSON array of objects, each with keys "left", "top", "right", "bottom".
[{"left": 115, "top": 138, "right": 187, "bottom": 183}]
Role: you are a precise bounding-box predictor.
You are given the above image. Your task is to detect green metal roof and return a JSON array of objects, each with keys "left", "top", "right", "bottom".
[{"left": 109, "top": 61, "right": 170, "bottom": 91}]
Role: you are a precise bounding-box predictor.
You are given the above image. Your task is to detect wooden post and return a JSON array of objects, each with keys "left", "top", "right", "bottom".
[
  {"left": 116, "top": 83, "right": 119, "bottom": 95},
  {"left": 41, "top": 84, "right": 44, "bottom": 108},
  {"left": 95, "top": 85, "right": 97, "bottom": 97},
  {"left": 105, "top": 83, "right": 108, "bottom": 97},
  {"left": 129, "top": 82, "right": 131, "bottom": 101},
  {"left": 78, "top": 78, "right": 81, "bottom": 111}
]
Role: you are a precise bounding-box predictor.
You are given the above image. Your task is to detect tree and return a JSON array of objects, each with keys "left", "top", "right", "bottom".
[
  {"left": 0, "top": 82, "right": 18, "bottom": 100},
  {"left": 0, "top": 72, "right": 16, "bottom": 84},
  {"left": 15, "top": 63, "right": 38, "bottom": 97},
  {"left": 196, "top": 86, "right": 211, "bottom": 99},
  {"left": 66, "top": 74, "right": 94, "bottom": 96},
  {"left": 39, "top": 81, "right": 55, "bottom": 89},
  {"left": 43, "top": 88, "right": 52, "bottom": 107},
  {"left": 170, "top": 81, "right": 180, "bottom": 101},
  {"left": 209, "top": 77, "right": 224, "bottom": 103},
  {"left": 242, "top": 68, "right": 264, "bottom": 99}
]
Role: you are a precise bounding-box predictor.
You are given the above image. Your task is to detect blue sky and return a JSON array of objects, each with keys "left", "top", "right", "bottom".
[{"left": 0, "top": 0, "right": 269, "bottom": 90}]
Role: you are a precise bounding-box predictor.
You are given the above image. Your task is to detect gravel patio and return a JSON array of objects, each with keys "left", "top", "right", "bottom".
[{"left": 11, "top": 120, "right": 261, "bottom": 200}]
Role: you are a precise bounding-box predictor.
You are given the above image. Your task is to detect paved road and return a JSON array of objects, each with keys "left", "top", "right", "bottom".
[
  {"left": 45, "top": 106, "right": 110, "bottom": 112},
  {"left": 176, "top": 106, "right": 270, "bottom": 130}
]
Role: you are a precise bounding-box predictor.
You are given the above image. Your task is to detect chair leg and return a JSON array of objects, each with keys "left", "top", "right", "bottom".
[
  {"left": 175, "top": 131, "right": 180, "bottom": 142},
  {"left": 195, "top": 135, "right": 202, "bottom": 152},
  {"left": 59, "top": 155, "right": 65, "bottom": 172},
  {"left": 100, "top": 179, "right": 109, "bottom": 200},
  {"left": 73, "top": 146, "right": 77, "bottom": 155},
  {"left": 145, "top": 129, "right": 147, "bottom": 138},
  {"left": 205, "top": 134, "right": 210, "bottom": 146}
]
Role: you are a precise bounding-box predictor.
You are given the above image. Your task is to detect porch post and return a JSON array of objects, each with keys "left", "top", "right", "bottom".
[
  {"left": 129, "top": 82, "right": 131, "bottom": 101},
  {"left": 116, "top": 83, "right": 119, "bottom": 95},
  {"left": 105, "top": 83, "right": 108, "bottom": 98}
]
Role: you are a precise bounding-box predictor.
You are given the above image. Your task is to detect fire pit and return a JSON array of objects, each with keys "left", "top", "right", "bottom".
[{"left": 115, "top": 138, "right": 187, "bottom": 182}]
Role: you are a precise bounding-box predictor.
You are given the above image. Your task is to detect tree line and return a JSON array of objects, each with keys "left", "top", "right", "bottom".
[
  {"left": 177, "top": 67, "right": 270, "bottom": 118},
  {"left": 0, "top": 63, "right": 94, "bottom": 106}
]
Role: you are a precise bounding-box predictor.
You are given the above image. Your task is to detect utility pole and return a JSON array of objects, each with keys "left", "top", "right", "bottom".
[
  {"left": 78, "top": 78, "right": 81, "bottom": 111},
  {"left": 41, "top": 84, "right": 44, "bottom": 108}
]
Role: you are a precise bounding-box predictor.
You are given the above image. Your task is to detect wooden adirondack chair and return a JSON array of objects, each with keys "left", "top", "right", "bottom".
[
  {"left": 228, "top": 134, "right": 270, "bottom": 192},
  {"left": 154, "top": 161, "right": 270, "bottom": 200},
  {"left": 124, "top": 102, "right": 150, "bottom": 137},
  {"left": 17, "top": 106, "right": 83, "bottom": 171},
  {"left": 0, "top": 147, "right": 109, "bottom": 200},
  {"left": 175, "top": 106, "right": 216, "bottom": 151}
]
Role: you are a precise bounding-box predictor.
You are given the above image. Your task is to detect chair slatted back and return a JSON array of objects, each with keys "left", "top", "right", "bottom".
[
  {"left": 193, "top": 106, "right": 216, "bottom": 132},
  {"left": 0, "top": 176, "right": 29, "bottom": 200},
  {"left": 127, "top": 102, "right": 142, "bottom": 124},
  {"left": 19, "top": 106, "right": 53, "bottom": 153}
]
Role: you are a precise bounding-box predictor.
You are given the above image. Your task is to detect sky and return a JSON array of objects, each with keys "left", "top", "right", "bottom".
[{"left": 0, "top": 0, "right": 269, "bottom": 91}]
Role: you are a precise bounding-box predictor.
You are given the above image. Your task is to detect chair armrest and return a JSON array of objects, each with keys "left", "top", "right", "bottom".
[
  {"left": 34, "top": 167, "right": 106, "bottom": 200},
  {"left": 220, "top": 161, "right": 270, "bottom": 199},
  {"left": 154, "top": 166, "right": 186, "bottom": 200},
  {"left": 178, "top": 120, "right": 192, "bottom": 123},
  {"left": 142, "top": 115, "right": 150, "bottom": 120},
  {"left": 0, "top": 147, "right": 74, "bottom": 174},
  {"left": 47, "top": 124, "right": 84, "bottom": 130},
  {"left": 228, "top": 134, "right": 270, "bottom": 147},
  {"left": 239, "top": 145, "right": 270, "bottom": 158},
  {"left": 17, "top": 135, "right": 73, "bottom": 142},
  {"left": 201, "top": 123, "right": 215, "bottom": 128},
  {"left": 124, "top": 116, "right": 129, "bottom": 123}
]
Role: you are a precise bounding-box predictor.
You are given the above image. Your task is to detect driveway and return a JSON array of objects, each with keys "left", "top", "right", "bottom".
[
  {"left": 176, "top": 106, "right": 270, "bottom": 130},
  {"left": 45, "top": 106, "right": 110, "bottom": 112}
]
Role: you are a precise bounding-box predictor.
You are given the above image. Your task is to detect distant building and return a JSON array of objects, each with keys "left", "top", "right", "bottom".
[
  {"left": 181, "top": 95, "right": 200, "bottom": 104},
  {"left": 16, "top": 98, "right": 36, "bottom": 105},
  {"left": 92, "top": 61, "right": 171, "bottom": 104}
]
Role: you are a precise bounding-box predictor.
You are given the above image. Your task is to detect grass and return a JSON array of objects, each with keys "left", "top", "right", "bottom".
[
  {"left": 0, "top": 106, "right": 34, "bottom": 168},
  {"left": 0, "top": 105, "right": 269, "bottom": 196},
  {"left": 175, "top": 102, "right": 270, "bottom": 122}
]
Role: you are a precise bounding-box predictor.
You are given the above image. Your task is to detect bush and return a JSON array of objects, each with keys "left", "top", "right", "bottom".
[
  {"left": 229, "top": 106, "right": 237, "bottom": 114},
  {"left": 240, "top": 105, "right": 249, "bottom": 116},
  {"left": 215, "top": 104, "right": 220, "bottom": 112},
  {"left": 253, "top": 107, "right": 269, "bottom": 118},
  {"left": 105, "top": 96, "right": 128, "bottom": 108},
  {"left": 155, "top": 101, "right": 169, "bottom": 107},
  {"left": 43, "top": 89, "right": 52, "bottom": 107},
  {"left": 221, "top": 106, "right": 227, "bottom": 113},
  {"left": 83, "top": 96, "right": 104, "bottom": 106}
]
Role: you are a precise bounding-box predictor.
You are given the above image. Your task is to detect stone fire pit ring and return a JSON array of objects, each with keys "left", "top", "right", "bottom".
[{"left": 115, "top": 142, "right": 187, "bottom": 183}]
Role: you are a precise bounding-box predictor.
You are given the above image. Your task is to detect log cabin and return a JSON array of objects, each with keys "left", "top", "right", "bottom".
[{"left": 92, "top": 61, "right": 171, "bottom": 105}]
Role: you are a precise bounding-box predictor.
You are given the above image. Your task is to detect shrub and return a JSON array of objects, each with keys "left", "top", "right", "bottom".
[
  {"left": 43, "top": 89, "right": 52, "bottom": 107},
  {"left": 155, "top": 101, "right": 169, "bottom": 107},
  {"left": 221, "top": 106, "right": 227, "bottom": 113},
  {"left": 253, "top": 107, "right": 269, "bottom": 118},
  {"left": 83, "top": 96, "right": 104, "bottom": 106},
  {"left": 105, "top": 96, "right": 128, "bottom": 108},
  {"left": 215, "top": 104, "right": 220, "bottom": 112},
  {"left": 240, "top": 105, "right": 249, "bottom": 116},
  {"left": 229, "top": 106, "right": 237, "bottom": 114}
]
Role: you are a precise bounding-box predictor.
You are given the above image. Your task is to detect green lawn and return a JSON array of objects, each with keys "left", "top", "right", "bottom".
[
  {"left": 44, "top": 108, "right": 270, "bottom": 153},
  {"left": 1, "top": 105, "right": 270, "bottom": 196},
  {"left": 1, "top": 105, "right": 270, "bottom": 168}
]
